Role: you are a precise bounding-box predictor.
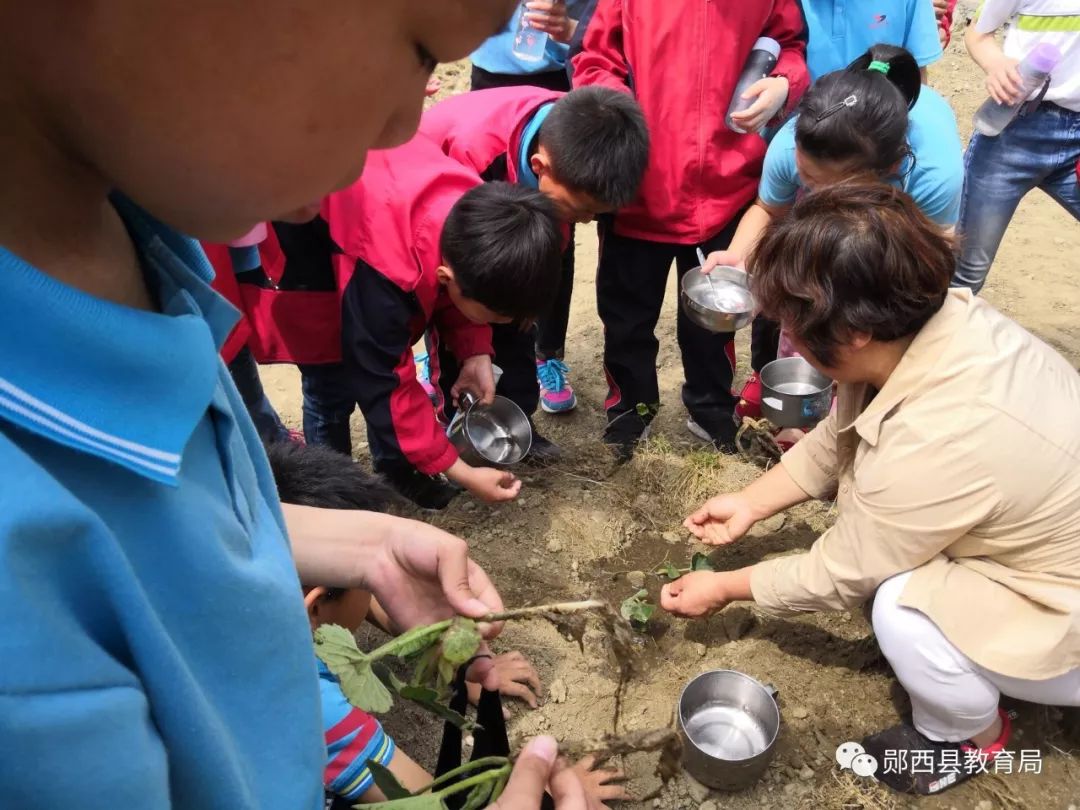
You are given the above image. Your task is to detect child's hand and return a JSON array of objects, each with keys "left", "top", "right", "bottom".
[
  {"left": 729, "top": 76, "right": 789, "bottom": 134},
  {"left": 452, "top": 354, "right": 497, "bottom": 406},
  {"left": 464, "top": 465, "right": 522, "bottom": 502},
  {"left": 466, "top": 651, "right": 543, "bottom": 708},
  {"left": 490, "top": 737, "right": 590, "bottom": 810},
  {"left": 700, "top": 249, "right": 746, "bottom": 273},
  {"left": 425, "top": 76, "right": 442, "bottom": 97},
  {"left": 571, "top": 756, "right": 629, "bottom": 807},
  {"left": 986, "top": 55, "right": 1024, "bottom": 106},
  {"left": 684, "top": 492, "right": 758, "bottom": 545},
  {"left": 660, "top": 571, "right": 729, "bottom": 618},
  {"left": 525, "top": 0, "right": 577, "bottom": 44}
]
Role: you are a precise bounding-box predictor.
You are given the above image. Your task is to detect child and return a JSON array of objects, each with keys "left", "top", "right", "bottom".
[
  {"left": 953, "top": 0, "right": 1080, "bottom": 293},
  {"left": 0, "top": 2, "right": 547, "bottom": 807},
  {"left": 572, "top": 0, "right": 810, "bottom": 459},
  {"left": 300, "top": 136, "right": 564, "bottom": 509},
  {"left": 267, "top": 442, "right": 624, "bottom": 807},
  {"left": 420, "top": 85, "right": 649, "bottom": 417},
  {"left": 800, "top": 0, "right": 943, "bottom": 80},
  {"left": 702, "top": 45, "right": 964, "bottom": 404}
]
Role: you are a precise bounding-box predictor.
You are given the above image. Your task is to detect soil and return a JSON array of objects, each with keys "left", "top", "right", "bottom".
[{"left": 262, "top": 23, "right": 1080, "bottom": 810}]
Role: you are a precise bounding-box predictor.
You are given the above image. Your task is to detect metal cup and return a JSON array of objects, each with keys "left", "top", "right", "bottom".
[
  {"left": 446, "top": 391, "right": 532, "bottom": 467},
  {"left": 759, "top": 356, "right": 833, "bottom": 429}
]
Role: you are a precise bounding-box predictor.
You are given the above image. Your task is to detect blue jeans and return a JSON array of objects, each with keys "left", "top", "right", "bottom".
[
  {"left": 298, "top": 362, "right": 356, "bottom": 456},
  {"left": 954, "top": 102, "right": 1080, "bottom": 293},
  {"left": 227, "top": 346, "right": 291, "bottom": 444}
]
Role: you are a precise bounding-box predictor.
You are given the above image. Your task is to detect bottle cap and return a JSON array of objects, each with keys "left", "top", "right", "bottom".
[
  {"left": 1027, "top": 42, "right": 1062, "bottom": 73},
  {"left": 752, "top": 37, "right": 782, "bottom": 59}
]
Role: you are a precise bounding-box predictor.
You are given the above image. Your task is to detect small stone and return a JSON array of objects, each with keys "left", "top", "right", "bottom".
[
  {"left": 791, "top": 706, "right": 809, "bottom": 720},
  {"left": 799, "top": 766, "right": 815, "bottom": 781},
  {"left": 783, "top": 782, "right": 798, "bottom": 796},
  {"left": 1054, "top": 237, "right": 1066, "bottom": 246},
  {"left": 685, "top": 776, "right": 710, "bottom": 803},
  {"left": 461, "top": 501, "right": 476, "bottom": 511},
  {"left": 529, "top": 557, "right": 540, "bottom": 567},
  {"left": 662, "top": 530, "right": 680, "bottom": 544},
  {"left": 699, "top": 802, "right": 718, "bottom": 810},
  {"left": 516, "top": 498, "right": 527, "bottom": 507},
  {"left": 627, "top": 570, "right": 646, "bottom": 588},
  {"left": 549, "top": 678, "right": 569, "bottom": 704},
  {"left": 692, "top": 642, "right": 708, "bottom": 657},
  {"left": 652, "top": 800, "right": 661, "bottom": 808},
  {"left": 546, "top": 537, "right": 563, "bottom": 553},
  {"left": 976, "top": 801, "right": 992, "bottom": 810}
]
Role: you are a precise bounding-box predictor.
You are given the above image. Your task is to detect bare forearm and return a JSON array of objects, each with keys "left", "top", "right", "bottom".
[
  {"left": 966, "top": 27, "right": 1002, "bottom": 73},
  {"left": 283, "top": 502, "right": 393, "bottom": 589},
  {"left": 741, "top": 461, "right": 812, "bottom": 521},
  {"left": 728, "top": 202, "right": 775, "bottom": 259}
]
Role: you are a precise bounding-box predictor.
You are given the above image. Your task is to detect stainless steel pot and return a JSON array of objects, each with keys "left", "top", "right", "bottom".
[
  {"left": 446, "top": 391, "right": 532, "bottom": 467},
  {"left": 759, "top": 356, "right": 833, "bottom": 429},
  {"left": 680, "top": 266, "right": 755, "bottom": 333},
  {"left": 679, "top": 670, "right": 781, "bottom": 791}
]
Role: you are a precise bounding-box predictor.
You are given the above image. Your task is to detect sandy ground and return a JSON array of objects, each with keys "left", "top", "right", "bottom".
[{"left": 261, "top": 35, "right": 1080, "bottom": 810}]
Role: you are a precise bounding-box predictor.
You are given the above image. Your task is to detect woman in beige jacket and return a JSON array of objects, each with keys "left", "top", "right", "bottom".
[{"left": 662, "top": 183, "right": 1080, "bottom": 796}]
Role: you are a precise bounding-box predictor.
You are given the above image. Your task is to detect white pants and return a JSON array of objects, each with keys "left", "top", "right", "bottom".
[{"left": 872, "top": 571, "right": 1080, "bottom": 742}]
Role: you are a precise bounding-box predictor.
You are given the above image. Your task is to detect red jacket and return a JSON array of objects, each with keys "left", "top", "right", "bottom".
[
  {"left": 324, "top": 136, "right": 493, "bottom": 476},
  {"left": 572, "top": 0, "right": 809, "bottom": 244},
  {"left": 419, "top": 86, "right": 565, "bottom": 184}
]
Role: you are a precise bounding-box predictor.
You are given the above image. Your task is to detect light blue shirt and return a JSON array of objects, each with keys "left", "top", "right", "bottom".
[
  {"left": 0, "top": 199, "right": 324, "bottom": 808},
  {"left": 471, "top": 0, "right": 590, "bottom": 75},
  {"left": 759, "top": 86, "right": 964, "bottom": 226},
  {"left": 801, "top": 0, "right": 943, "bottom": 79}
]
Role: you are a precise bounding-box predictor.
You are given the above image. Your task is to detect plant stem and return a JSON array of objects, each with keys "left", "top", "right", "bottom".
[
  {"left": 483, "top": 599, "right": 607, "bottom": 622},
  {"left": 421, "top": 757, "right": 510, "bottom": 793},
  {"left": 434, "top": 765, "right": 512, "bottom": 800}
]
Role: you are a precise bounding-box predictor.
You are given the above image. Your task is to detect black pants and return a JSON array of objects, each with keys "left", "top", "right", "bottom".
[
  {"left": 438, "top": 322, "right": 540, "bottom": 421},
  {"left": 470, "top": 64, "right": 575, "bottom": 361},
  {"left": 751, "top": 316, "right": 782, "bottom": 373},
  {"left": 596, "top": 221, "right": 741, "bottom": 437}
]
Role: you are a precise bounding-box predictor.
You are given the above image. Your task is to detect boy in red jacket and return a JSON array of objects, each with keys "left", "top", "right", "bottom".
[
  {"left": 303, "top": 136, "right": 563, "bottom": 509},
  {"left": 419, "top": 84, "right": 648, "bottom": 426},
  {"left": 573, "top": 0, "right": 809, "bottom": 460}
]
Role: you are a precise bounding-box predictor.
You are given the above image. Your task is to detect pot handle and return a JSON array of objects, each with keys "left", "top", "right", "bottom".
[
  {"left": 763, "top": 683, "right": 779, "bottom": 699},
  {"left": 459, "top": 390, "right": 479, "bottom": 411}
]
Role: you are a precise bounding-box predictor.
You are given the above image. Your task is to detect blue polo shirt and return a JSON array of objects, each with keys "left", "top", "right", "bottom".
[
  {"left": 0, "top": 200, "right": 323, "bottom": 808},
  {"left": 801, "top": 0, "right": 943, "bottom": 79},
  {"left": 759, "top": 86, "right": 964, "bottom": 226}
]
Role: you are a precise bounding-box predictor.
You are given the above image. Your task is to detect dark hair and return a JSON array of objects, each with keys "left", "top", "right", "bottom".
[
  {"left": 538, "top": 86, "right": 649, "bottom": 208},
  {"left": 265, "top": 441, "right": 400, "bottom": 512},
  {"left": 747, "top": 182, "right": 955, "bottom": 367},
  {"left": 795, "top": 45, "right": 921, "bottom": 177},
  {"left": 440, "top": 181, "right": 562, "bottom": 320}
]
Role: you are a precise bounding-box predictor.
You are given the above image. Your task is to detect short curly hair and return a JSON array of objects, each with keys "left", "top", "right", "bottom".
[{"left": 747, "top": 182, "right": 955, "bottom": 367}]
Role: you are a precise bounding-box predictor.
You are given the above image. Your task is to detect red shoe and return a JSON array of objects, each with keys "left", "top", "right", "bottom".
[{"left": 735, "top": 374, "right": 762, "bottom": 421}]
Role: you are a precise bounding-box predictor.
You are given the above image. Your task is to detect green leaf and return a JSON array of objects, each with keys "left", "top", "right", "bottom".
[
  {"left": 369, "top": 761, "right": 411, "bottom": 801},
  {"left": 314, "top": 624, "right": 371, "bottom": 668},
  {"left": 620, "top": 589, "right": 656, "bottom": 628},
  {"left": 657, "top": 562, "right": 683, "bottom": 580},
  {"left": 691, "top": 552, "right": 716, "bottom": 572},
  {"left": 382, "top": 623, "right": 449, "bottom": 660},
  {"left": 440, "top": 618, "right": 482, "bottom": 665},
  {"left": 359, "top": 795, "right": 445, "bottom": 809},
  {"left": 399, "top": 685, "right": 478, "bottom": 732},
  {"left": 373, "top": 662, "right": 407, "bottom": 693},
  {"left": 461, "top": 780, "right": 494, "bottom": 810},
  {"left": 635, "top": 402, "right": 650, "bottom": 417},
  {"left": 411, "top": 645, "right": 442, "bottom": 688}
]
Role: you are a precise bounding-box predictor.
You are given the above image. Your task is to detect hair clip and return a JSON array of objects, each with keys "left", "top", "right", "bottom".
[
  {"left": 814, "top": 94, "right": 858, "bottom": 122},
  {"left": 867, "top": 60, "right": 891, "bottom": 75}
]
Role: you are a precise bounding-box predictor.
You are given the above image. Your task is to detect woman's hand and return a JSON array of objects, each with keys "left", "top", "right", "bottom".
[
  {"left": 684, "top": 492, "right": 760, "bottom": 545},
  {"left": 660, "top": 571, "right": 730, "bottom": 618},
  {"left": 452, "top": 354, "right": 496, "bottom": 406},
  {"left": 490, "top": 737, "right": 589, "bottom": 810},
  {"left": 466, "top": 650, "right": 543, "bottom": 709},
  {"left": 524, "top": 0, "right": 578, "bottom": 43},
  {"left": 729, "top": 76, "right": 789, "bottom": 134},
  {"left": 700, "top": 249, "right": 746, "bottom": 274},
  {"left": 986, "top": 55, "right": 1024, "bottom": 105}
]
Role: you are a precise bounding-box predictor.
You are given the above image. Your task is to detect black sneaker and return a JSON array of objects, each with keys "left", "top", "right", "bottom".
[
  {"left": 686, "top": 415, "right": 739, "bottom": 455},
  {"left": 524, "top": 429, "right": 562, "bottom": 466},
  {"left": 602, "top": 412, "right": 652, "bottom": 463},
  {"left": 375, "top": 463, "right": 459, "bottom": 510}
]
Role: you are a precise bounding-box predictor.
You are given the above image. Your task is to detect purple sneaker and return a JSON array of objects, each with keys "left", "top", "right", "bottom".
[{"left": 536, "top": 358, "right": 577, "bottom": 414}]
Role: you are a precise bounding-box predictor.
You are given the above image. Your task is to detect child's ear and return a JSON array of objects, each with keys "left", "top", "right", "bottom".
[
  {"left": 530, "top": 151, "right": 550, "bottom": 179},
  {"left": 303, "top": 586, "right": 328, "bottom": 618},
  {"left": 436, "top": 264, "right": 455, "bottom": 287}
]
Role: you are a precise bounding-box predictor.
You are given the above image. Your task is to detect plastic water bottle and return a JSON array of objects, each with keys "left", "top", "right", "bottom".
[
  {"left": 726, "top": 37, "right": 781, "bottom": 133},
  {"left": 512, "top": 3, "right": 549, "bottom": 63},
  {"left": 972, "top": 43, "right": 1062, "bottom": 137}
]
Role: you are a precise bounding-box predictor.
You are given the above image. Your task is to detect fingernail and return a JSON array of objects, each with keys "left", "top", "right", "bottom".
[
  {"left": 527, "top": 735, "right": 559, "bottom": 764},
  {"left": 465, "top": 598, "right": 490, "bottom": 616}
]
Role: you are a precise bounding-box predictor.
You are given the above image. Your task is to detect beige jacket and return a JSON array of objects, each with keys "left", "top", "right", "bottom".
[{"left": 750, "top": 290, "right": 1080, "bottom": 679}]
